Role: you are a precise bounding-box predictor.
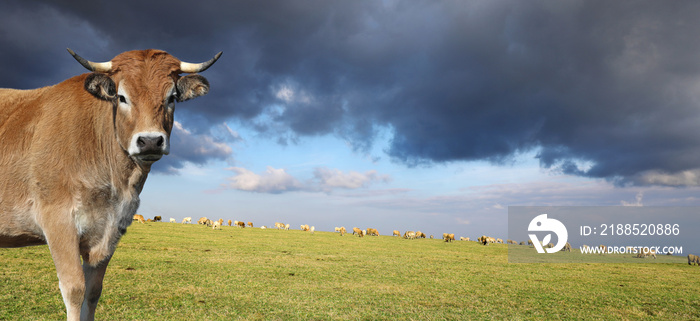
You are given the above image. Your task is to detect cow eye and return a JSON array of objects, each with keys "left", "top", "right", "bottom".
[{"left": 118, "top": 95, "right": 127, "bottom": 104}]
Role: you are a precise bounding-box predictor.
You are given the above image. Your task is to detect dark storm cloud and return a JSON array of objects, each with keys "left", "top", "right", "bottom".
[{"left": 3, "top": 1, "right": 700, "bottom": 185}]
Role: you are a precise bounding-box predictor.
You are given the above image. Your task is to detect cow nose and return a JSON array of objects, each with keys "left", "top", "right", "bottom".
[
  {"left": 130, "top": 132, "right": 169, "bottom": 158},
  {"left": 136, "top": 135, "right": 164, "bottom": 152}
]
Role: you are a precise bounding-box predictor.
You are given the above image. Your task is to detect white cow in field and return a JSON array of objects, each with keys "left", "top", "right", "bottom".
[
  {"left": 182, "top": 217, "right": 192, "bottom": 224},
  {"left": 170, "top": 218, "right": 176, "bottom": 223}
]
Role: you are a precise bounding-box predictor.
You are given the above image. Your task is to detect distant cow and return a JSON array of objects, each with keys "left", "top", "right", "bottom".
[
  {"left": 228, "top": 219, "right": 232, "bottom": 226},
  {"left": 637, "top": 247, "right": 657, "bottom": 259},
  {"left": 154, "top": 216, "right": 162, "bottom": 222},
  {"left": 212, "top": 221, "right": 221, "bottom": 230},
  {"left": 415, "top": 231, "right": 426, "bottom": 239},
  {"left": 275, "top": 222, "right": 284, "bottom": 229},
  {"left": 339, "top": 227, "right": 346, "bottom": 236},
  {"left": 198, "top": 217, "right": 209, "bottom": 225},
  {"left": 133, "top": 214, "right": 146, "bottom": 224},
  {"left": 404, "top": 231, "right": 416, "bottom": 239},
  {"left": 248, "top": 222, "right": 253, "bottom": 228},
  {"left": 301, "top": 224, "right": 310, "bottom": 231},
  {"left": 367, "top": 228, "right": 379, "bottom": 236},
  {"left": 460, "top": 237, "right": 470, "bottom": 241},
  {"left": 170, "top": 218, "right": 176, "bottom": 223},
  {"left": 443, "top": 233, "right": 455, "bottom": 242},
  {"left": 237, "top": 221, "right": 246, "bottom": 228},
  {"left": 353, "top": 227, "right": 363, "bottom": 237},
  {"left": 393, "top": 230, "right": 400, "bottom": 237},
  {"left": 182, "top": 217, "right": 192, "bottom": 224},
  {"left": 218, "top": 219, "right": 224, "bottom": 227},
  {"left": 688, "top": 254, "right": 699, "bottom": 265},
  {"left": 561, "top": 242, "right": 571, "bottom": 252},
  {"left": 285, "top": 224, "right": 290, "bottom": 230},
  {"left": 310, "top": 226, "right": 315, "bottom": 234}
]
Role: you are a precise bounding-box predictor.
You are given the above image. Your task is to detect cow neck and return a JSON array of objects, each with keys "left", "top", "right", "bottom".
[{"left": 92, "top": 96, "right": 149, "bottom": 197}]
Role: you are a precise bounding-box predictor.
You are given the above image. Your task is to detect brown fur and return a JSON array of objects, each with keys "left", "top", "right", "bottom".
[
  {"left": 0, "top": 49, "right": 217, "bottom": 321},
  {"left": 353, "top": 227, "right": 363, "bottom": 237}
]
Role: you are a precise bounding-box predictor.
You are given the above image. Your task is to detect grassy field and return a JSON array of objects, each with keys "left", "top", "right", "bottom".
[{"left": 1, "top": 223, "right": 699, "bottom": 320}]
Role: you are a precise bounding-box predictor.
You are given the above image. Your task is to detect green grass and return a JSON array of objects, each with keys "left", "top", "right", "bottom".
[{"left": 1, "top": 223, "right": 699, "bottom": 320}]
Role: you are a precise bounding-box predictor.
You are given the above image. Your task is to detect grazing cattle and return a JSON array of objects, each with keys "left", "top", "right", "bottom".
[
  {"left": 133, "top": 214, "right": 146, "bottom": 224},
  {"left": 519, "top": 241, "right": 526, "bottom": 246},
  {"left": 496, "top": 238, "right": 503, "bottom": 244},
  {"left": 310, "top": 226, "right": 315, "bottom": 234},
  {"left": 154, "top": 216, "right": 162, "bottom": 222},
  {"left": 339, "top": 227, "right": 346, "bottom": 236},
  {"left": 198, "top": 217, "right": 209, "bottom": 225},
  {"left": 169, "top": 218, "right": 176, "bottom": 223},
  {"left": 301, "top": 224, "right": 310, "bottom": 231},
  {"left": 0, "top": 49, "right": 221, "bottom": 321},
  {"left": 228, "top": 219, "right": 232, "bottom": 227},
  {"left": 443, "top": 233, "right": 455, "bottom": 242},
  {"left": 212, "top": 221, "right": 221, "bottom": 230},
  {"left": 261, "top": 226, "right": 267, "bottom": 229},
  {"left": 527, "top": 240, "right": 533, "bottom": 246},
  {"left": 275, "top": 222, "right": 284, "bottom": 229},
  {"left": 218, "top": 219, "right": 224, "bottom": 227},
  {"left": 460, "top": 237, "right": 470, "bottom": 241},
  {"left": 285, "top": 224, "right": 290, "bottom": 230},
  {"left": 561, "top": 242, "right": 571, "bottom": 252},
  {"left": 404, "top": 231, "right": 416, "bottom": 239},
  {"left": 146, "top": 219, "right": 153, "bottom": 222},
  {"left": 248, "top": 222, "right": 253, "bottom": 228},
  {"left": 237, "top": 221, "right": 245, "bottom": 228},
  {"left": 415, "top": 231, "right": 426, "bottom": 239},
  {"left": 393, "top": 230, "right": 400, "bottom": 237},
  {"left": 637, "top": 247, "right": 657, "bottom": 259},
  {"left": 205, "top": 219, "right": 213, "bottom": 227},
  {"left": 353, "top": 227, "right": 363, "bottom": 237},
  {"left": 182, "top": 217, "right": 192, "bottom": 224},
  {"left": 687, "top": 254, "right": 699, "bottom": 265},
  {"left": 334, "top": 227, "right": 341, "bottom": 233},
  {"left": 367, "top": 228, "right": 379, "bottom": 236}
]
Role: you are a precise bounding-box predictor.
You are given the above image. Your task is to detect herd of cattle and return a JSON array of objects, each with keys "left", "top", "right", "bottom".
[{"left": 132, "top": 214, "right": 700, "bottom": 264}]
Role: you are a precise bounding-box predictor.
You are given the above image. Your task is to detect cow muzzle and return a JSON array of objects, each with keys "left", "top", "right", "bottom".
[{"left": 129, "top": 132, "right": 169, "bottom": 162}]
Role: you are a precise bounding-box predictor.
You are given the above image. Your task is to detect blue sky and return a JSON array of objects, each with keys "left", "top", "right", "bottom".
[{"left": 3, "top": 1, "right": 700, "bottom": 240}]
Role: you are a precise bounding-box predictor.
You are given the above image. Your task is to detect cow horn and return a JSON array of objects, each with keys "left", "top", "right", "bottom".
[
  {"left": 67, "top": 48, "right": 112, "bottom": 73},
  {"left": 180, "top": 51, "right": 222, "bottom": 73}
]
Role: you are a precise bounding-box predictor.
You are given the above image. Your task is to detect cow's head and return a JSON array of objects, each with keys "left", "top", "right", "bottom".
[{"left": 68, "top": 48, "right": 221, "bottom": 166}]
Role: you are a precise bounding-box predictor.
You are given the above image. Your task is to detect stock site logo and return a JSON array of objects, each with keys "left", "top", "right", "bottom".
[{"left": 528, "top": 214, "right": 568, "bottom": 254}]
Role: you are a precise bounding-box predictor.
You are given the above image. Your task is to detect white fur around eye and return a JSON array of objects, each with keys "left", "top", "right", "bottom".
[{"left": 117, "top": 81, "right": 131, "bottom": 111}]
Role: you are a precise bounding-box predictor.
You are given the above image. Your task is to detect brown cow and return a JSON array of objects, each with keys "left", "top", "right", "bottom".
[
  {"left": 153, "top": 216, "right": 162, "bottom": 222},
  {"left": 132, "top": 214, "right": 146, "bottom": 224},
  {"left": 339, "top": 227, "right": 347, "bottom": 236},
  {"left": 0, "top": 49, "right": 220, "bottom": 321},
  {"left": 237, "top": 221, "right": 246, "bottom": 228},
  {"left": 247, "top": 222, "right": 253, "bottom": 228},
  {"left": 352, "top": 227, "right": 363, "bottom": 237},
  {"left": 366, "top": 228, "right": 379, "bottom": 236},
  {"left": 443, "top": 233, "right": 455, "bottom": 242},
  {"left": 393, "top": 230, "right": 400, "bottom": 237},
  {"left": 228, "top": 219, "right": 232, "bottom": 227}
]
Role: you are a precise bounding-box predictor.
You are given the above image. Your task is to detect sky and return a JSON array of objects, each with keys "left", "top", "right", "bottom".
[{"left": 2, "top": 0, "right": 700, "bottom": 240}]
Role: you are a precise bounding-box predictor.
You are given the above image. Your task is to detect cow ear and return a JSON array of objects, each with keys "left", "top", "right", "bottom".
[
  {"left": 84, "top": 73, "right": 116, "bottom": 101},
  {"left": 176, "top": 74, "right": 210, "bottom": 102}
]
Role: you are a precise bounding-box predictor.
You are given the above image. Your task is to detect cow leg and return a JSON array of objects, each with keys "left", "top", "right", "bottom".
[
  {"left": 80, "top": 253, "right": 111, "bottom": 321},
  {"left": 44, "top": 221, "right": 84, "bottom": 321}
]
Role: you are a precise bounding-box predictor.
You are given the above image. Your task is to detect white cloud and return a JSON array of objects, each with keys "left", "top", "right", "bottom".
[
  {"left": 224, "top": 166, "right": 302, "bottom": 194},
  {"left": 621, "top": 192, "right": 643, "bottom": 207},
  {"left": 631, "top": 169, "right": 700, "bottom": 187},
  {"left": 313, "top": 167, "right": 391, "bottom": 191},
  {"left": 222, "top": 166, "right": 391, "bottom": 194}
]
